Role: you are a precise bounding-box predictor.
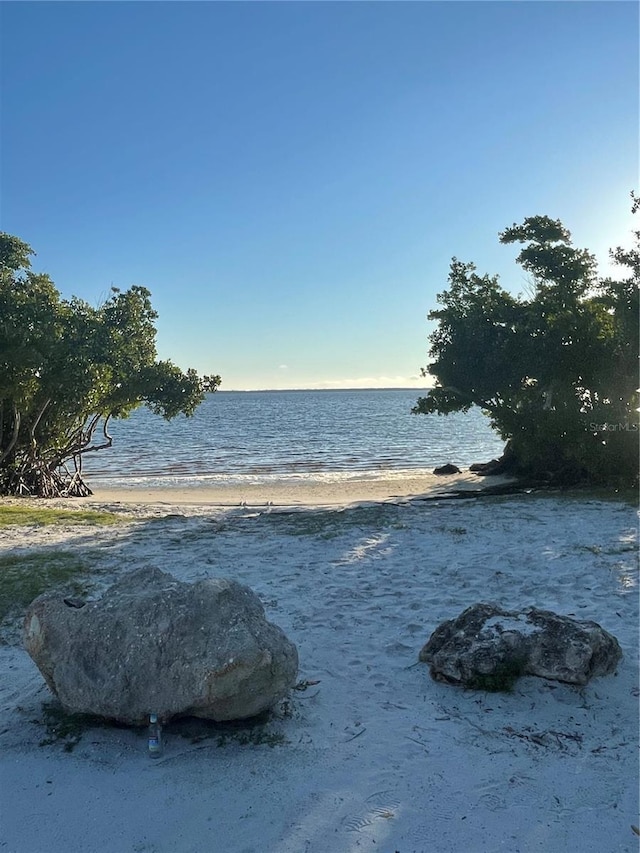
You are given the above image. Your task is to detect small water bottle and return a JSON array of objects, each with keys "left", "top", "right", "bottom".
[{"left": 148, "top": 714, "right": 162, "bottom": 758}]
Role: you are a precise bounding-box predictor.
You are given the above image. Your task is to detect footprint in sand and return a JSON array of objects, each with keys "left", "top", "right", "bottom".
[
  {"left": 473, "top": 777, "right": 534, "bottom": 812},
  {"left": 477, "top": 791, "right": 506, "bottom": 811},
  {"left": 422, "top": 795, "right": 459, "bottom": 823},
  {"left": 343, "top": 790, "right": 401, "bottom": 833}
]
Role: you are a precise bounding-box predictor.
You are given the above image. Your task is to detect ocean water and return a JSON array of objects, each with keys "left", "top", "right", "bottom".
[{"left": 80, "top": 389, "right": 505, "bottom": 490}]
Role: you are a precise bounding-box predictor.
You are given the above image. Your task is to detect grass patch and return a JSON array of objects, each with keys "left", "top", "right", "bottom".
[
  {"left": 35, "top": 701, "right": 113, "bottom": 752},
  {"left": 0, "top": 550, "right": 89, "bottom": 621},
  {"left": 32, "top": 705, "right": 289, "bottom": 754},
  {"left": 0, "top": 505, "right": 123, "bottom": 527}
]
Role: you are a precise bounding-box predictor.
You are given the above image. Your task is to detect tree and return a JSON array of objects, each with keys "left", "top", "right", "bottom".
[
  {"left": 0, "top": 233, "right": 221, "bottom": 497},
  {"left": 413, "top": 204, "right": 639, "bottom": 486}
]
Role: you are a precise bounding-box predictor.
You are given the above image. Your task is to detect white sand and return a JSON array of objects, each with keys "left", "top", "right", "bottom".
[
  {"left": 78, "top": 471, "right": 514, "bottom": 508},
  {"left": 0, "top": 488, "right": 638, "bottom": 853}
]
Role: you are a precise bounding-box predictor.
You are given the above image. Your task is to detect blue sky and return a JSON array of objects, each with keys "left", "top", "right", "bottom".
[{"left": 1, "top": 1, "right": 637, "bottom": 391}]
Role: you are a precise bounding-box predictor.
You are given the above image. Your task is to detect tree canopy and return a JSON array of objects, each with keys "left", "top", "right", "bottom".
[
  {"left": 414, "top": 204, "right": 639, "bottom": 486},
  {"left": 0, "top": 233, "right": 220, "bottom": 497}
]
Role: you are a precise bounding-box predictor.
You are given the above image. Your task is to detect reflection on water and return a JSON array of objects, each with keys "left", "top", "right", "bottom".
[
  {"left": 81, "top": 389, "right": 505, "bottom": 489},
  {"left": 616, "top": 571, "right": 637, "bottom": 592}
]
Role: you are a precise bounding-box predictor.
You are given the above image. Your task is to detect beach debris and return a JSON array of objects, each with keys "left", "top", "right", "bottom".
[
  {"left": 432, "top": 463, "right": 461, "bottom": 475},
  {"left": 23, "top": 566, "right": 298, "bottom": 725},
  {"left": 147, "top": 713, "right": 162, "bottom": 758},
  {"left": 503, "top": 725, "right": 583, "bottom": 750},
  {"left": 344, "top": 724, "right": 366, "bottom": 742},
  {"left": 292, "top": 679, "right": 321, "bottom": 691},
  {"left": 419, "top": 603, "right": 622, "bottom": 689}
]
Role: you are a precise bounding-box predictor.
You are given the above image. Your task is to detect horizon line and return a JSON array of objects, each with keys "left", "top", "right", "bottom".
[{"left": 213, "top": 386, "right": 432, "bottom": 393}]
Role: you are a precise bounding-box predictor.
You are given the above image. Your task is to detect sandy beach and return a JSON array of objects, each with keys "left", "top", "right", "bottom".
[
  {"left": 79, "top": 472, "right": 514, "bottom": 509},
  {"left": 0, "top": 482, "right": 637, "bottom": 853}
]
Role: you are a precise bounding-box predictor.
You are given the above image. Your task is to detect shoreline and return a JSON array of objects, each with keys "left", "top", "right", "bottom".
[{"left": 72, "top": 472, "right": 517, "bottom": 508}]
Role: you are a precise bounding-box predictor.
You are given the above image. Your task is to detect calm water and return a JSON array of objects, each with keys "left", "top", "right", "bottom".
[{"left": 81, "top": 389, "right": 505, "bottom": 490}]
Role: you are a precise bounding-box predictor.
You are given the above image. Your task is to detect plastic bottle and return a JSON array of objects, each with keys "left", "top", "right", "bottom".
[{"left": 148, "top": 714, "right": 162, "bottom": 758}]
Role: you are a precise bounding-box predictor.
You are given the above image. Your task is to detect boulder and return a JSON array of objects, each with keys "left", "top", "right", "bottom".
[
  {"left": 419, "top": 603, "right": 622, "bottom": 689},
  {"left": 23, "top": 567, "right": 298, "bottom": 725},
  {"left": 433, "top": 463, "right": 461, "bottom": 476}
]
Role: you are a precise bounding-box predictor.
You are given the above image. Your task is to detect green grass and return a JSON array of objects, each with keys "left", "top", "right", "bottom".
[
  {"left": 33, "top": 703, "right": 289, "bottom": 753},
  {"left": 0, "top": 505, "right": 123, "bottom": 527},
  {"left": 35, "top": 701, "right": 112, "bottom": 752},
  {"left": 0, "top": 550, "right": 90, "bottom": 621}
]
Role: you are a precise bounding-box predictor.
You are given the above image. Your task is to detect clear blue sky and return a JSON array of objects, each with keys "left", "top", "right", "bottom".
[{"left": 1, "top": 1, "right": 637, "bottom": 391}]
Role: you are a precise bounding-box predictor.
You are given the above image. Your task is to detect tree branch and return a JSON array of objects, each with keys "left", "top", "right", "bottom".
[
  {"left": 444, "top": 386, "right": 501, "bottom": 414},
  {"left": 29, "top": 397, "right": 51, "bottom": 448}
]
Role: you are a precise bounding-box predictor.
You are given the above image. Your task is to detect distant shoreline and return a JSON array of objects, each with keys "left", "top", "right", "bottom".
[{"left": 211, "top": 387, "right": 433, "bottom": 394}]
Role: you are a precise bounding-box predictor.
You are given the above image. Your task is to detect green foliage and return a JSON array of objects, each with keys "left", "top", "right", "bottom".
[
  {"left": 414, "top": 200, "right": 639, "bottom": 486},
  {"left": 0, "top": 234, "right": 221, "bottom": 496}
]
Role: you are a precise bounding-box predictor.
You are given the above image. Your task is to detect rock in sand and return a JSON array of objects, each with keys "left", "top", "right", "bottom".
[
  {"left": 23, "top": 566, "right": 298, "bottom": 724},
  {"left": 419, "top": 603, "right": 622, "bottom": 688},
  {"left": 433, "top": 463, "right": 461, "bottom": 475}
]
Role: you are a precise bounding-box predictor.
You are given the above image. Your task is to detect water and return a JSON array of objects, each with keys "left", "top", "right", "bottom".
[{"left": 81, "top": 389, "right": 505, "bottom": 490}]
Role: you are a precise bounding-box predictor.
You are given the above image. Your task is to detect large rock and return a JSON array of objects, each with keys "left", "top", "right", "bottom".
[
  {"left": 419, "top": 603, "right": 622, "bottom": 689},
  {"left": 23, "top": 567, "right": 298, "bottom": 724}
]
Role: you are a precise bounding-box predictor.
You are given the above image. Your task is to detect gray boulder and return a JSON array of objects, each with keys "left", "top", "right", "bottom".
[
  {"left": 419, "top": 603, "right": 622, "bottom": 689},
  {"left": 23, "top": 567, "right": 298, "bottom": 725},
  {"left": 433, "top": 463, "right": 461, "bottom": 475}
]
